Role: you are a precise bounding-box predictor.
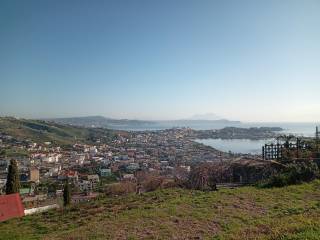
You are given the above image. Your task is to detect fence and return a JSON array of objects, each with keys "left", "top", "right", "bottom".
[{"left": 262, "top": 138, "right": 312, "bottom": 160}]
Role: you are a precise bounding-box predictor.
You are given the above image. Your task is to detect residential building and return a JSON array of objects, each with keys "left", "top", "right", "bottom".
[{"left": 29, "top": 167, "right": 40, "bottom": 183}]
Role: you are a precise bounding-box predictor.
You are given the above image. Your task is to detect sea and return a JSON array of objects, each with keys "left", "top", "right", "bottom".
[{"left": 119, "top": 122, "right": 320, "bottom": 155}]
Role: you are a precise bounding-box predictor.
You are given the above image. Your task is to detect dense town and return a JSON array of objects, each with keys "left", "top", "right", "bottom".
[
  {"left": 2, "top": 117, "right": 318, "bottom": 221},
  {"left": 0, "top": 127, "right": 244, "bottom": 211}
]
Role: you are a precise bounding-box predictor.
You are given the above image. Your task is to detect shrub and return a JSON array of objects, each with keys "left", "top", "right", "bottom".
[
  {"left": 260, "top": 161, "right": 319, "bottom": 188},
  {"left": 105, "top": 182, "right": 136, "bottom": 196},
  {"left": 161, "top": 179, "right": 180, "bottom": 189},
  {"left": 187, "top": 163, "right": 217, "bottom": 191},
  {"left": 142, "top": 176, "right": 164, "bottom": 192}
]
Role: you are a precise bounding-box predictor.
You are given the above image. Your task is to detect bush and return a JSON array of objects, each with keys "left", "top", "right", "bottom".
[
  {"left": 187, "top": 164, "right": 217, "bottom": 191},
  {"left": 260, "top": 161, "right": 319, "bottom": 188},
  {"left": 161, "top": 179, "right": 180, "bottom": 189},
  {"left": 105, "top": 182, "right": 136, "bottom": 196},
  {"left": 142, "top": 176, "right": 164, "bottom": 192}
]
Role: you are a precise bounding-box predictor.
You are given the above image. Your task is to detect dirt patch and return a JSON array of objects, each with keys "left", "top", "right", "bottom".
[{"left": 232, "top": 198, "right": 267, "bottom": 215}]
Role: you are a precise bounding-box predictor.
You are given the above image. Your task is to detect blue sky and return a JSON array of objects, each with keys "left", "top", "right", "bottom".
[{"left": 1, "top": 0, "right": 319, "bottom": 122}]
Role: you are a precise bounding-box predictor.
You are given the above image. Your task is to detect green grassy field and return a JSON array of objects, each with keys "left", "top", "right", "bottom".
[{"left": 1, "top": 180, "right": 320, "bottom": 240}]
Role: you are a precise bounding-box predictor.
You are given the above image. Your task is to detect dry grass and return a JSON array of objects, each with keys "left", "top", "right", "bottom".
[{"left": 1, "top": 180, "right": 320, "bottom": 240}]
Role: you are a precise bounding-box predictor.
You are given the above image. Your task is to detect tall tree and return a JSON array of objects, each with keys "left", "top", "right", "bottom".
[
  {"left": 63, "top": 179, "right": 71, "bottom": 207},
  {"left": 6, "top": 159, "right": 20, "bottom": 194}
]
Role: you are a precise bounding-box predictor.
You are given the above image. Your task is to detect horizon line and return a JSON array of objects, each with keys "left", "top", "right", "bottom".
[{"left": 1, "top": 115, "right": 319, "bottom": 124}]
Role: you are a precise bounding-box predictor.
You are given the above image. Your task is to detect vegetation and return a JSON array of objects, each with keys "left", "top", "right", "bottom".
[
  {"left": 5, "top": 159, "right": 20, "bottom": 194},
  {"left": 99, "top": 175, "right": 118, "bottom": 185},
  {"left": 187, "top": 163, "right": 217, "bottom": 191},
  {"left": 48, "top": 115, "right": 155, "bottom": 129},
  {"left": 259, "top": 161, "right": 320, "bottom": 188},
  {"left": 1, "top": 180, "right": 320, "bottom": 239},
  {"left": 195, "top": 127, "right": 283, "bottom": 140},
  {"left": 105, "top": 181, "right": 136, "bottom": 196},
  {"left": 0, "top": 147, "right": 29, "bottom": 158},
  {"left": 0, "top": 117, "right": 117, "bottom": 145},
  {"left": 63, "top": 180, "right": 71, "bottom": 207}
]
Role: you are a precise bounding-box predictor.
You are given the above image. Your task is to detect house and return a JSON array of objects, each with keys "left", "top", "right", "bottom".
[
  {"left": 78, "top": 180, "right": 93, "bottom": 192},
  {"left": 0, "top": 159, "right": 8, "bottom": 170},
  {"left": 0, "top": 179, "right": 6, "bottom": 194},
  {"left": 45, "top": 166, "right": 61, "bottom": 177},
  {"left": 19, "top": 188, "right": 31, "bottom": 196},
  {"left": 99, "top": 168, "right": 112, "bottom": 177},
  {"left": 101, "top": 158, "right": 111, "bottom": 166},
  {"left": 29, "top": 167, "right": 40, "bottom": 183},
  {"left": 0, "top": 160, "right": 8, "bottom": 181},
  {"left": 179, "top": 165, "right": 191, "bottom": 172},
  {"left": 86, "top": 174, "right": 100, "bottom": 189},
  {"left": 113, "top": 156, "right": 119, "bottom": 161},
  {"left": 122, "top": 174, "right": 135, "bottom": 181},
  {"left": 58, "top": 170, "right": 79, "bottom": 184},
  {"left": 127, "top": 148, "right": 136, "bottom": 158},
  {"left": 70, "top": 153, "right": 85, "bottom": 165},
  {"left": 119, "top": 155, "right": 129, "bottom": 160},
  {"left": 160, "top": 161, "right": 169, "bottom": 166},
  {"left": 20, "top": 173, "right": 29, "bottom": 183},
  {"left": 41, "top": 154, "right": 60, "bottom": 163},
  {"left": 89, "top": 146, "right": 98, "bottom": 155},
  {"left": 126, "top": 163, "right": 140, "bottom": 172}
]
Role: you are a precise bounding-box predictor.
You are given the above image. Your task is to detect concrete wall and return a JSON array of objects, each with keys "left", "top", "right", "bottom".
[{"left": 24, "top": 204, "right": 59, "bottom": 215}]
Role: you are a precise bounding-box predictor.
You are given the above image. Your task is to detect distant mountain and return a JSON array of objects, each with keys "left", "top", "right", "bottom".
[
  {"left": 157, "top": 119, "right": 241, "bottom": 129},
  {"left": 159, "top": 119, "right": 241, "bottom": 125},
  {"left": 46, "top": 116, "right": 155, "bottom": 129},
  {"left": 172, "top": 113, "right": 241, "bottom": 127},
  {"left": 188, "top": 113, "right": 222, "bottom": 120},
  {"left": 46, "top": 116, "right": 241, "bottom": 131}
]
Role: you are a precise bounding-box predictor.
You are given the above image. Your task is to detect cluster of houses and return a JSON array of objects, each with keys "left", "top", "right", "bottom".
[
  {"left": 0, "top": 128, "right": 236, "bottom": 210},
  {"left": 0, "top": 126, "right": 272, "bottom": 224}
]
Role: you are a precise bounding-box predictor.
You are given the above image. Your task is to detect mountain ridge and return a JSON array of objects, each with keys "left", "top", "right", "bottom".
[{"left": 44, "top": 116, "right": 241, "bottom": 129}]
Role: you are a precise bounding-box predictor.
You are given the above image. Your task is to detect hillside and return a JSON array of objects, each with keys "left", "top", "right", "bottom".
[
  {"left": 46, "top": 116, "right": 155, "bottom": 129},
  {"left": 46, "top": 116, "right": 242, "bottom": 130},
  {"left": 0, "top": 117, "right": 117, "bottom": 145},
  {"left": 1, "top": 181, "right": 320, "bottom": 240}
]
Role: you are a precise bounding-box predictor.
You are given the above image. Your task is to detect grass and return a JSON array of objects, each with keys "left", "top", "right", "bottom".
[
  {"left": 1, "top": 147, "right": 29, "bottom": 157},
  {"left": 1, "top": 180, "right": 320, "bottom": 239}
]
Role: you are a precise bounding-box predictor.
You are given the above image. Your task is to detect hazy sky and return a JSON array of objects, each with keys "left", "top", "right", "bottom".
[{"left": 1, "top": 0, "right": 320, "bottom": 122}]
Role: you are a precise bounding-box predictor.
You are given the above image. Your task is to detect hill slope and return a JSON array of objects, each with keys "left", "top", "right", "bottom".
[
  {"left": 47, "top": 116, "right": 242, "bottom": 130},
  {"left": 46, "top": 116, "right": 155, "bottom": 129},
  {"left": 1, "top": 181, "right": 320, "bottom": 240},
  {"left": 0, "top": 117, "right": 116, "bottom": 145}
]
